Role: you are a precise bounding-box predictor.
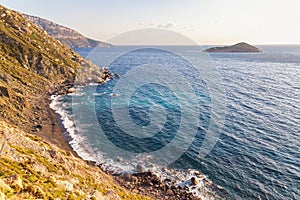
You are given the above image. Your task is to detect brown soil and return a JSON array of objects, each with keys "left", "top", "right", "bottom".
[{"left": 32, "top": 96, "right": 78, "bottom": 157}]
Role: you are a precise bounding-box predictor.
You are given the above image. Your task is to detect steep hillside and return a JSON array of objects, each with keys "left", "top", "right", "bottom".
[
  {"left": 0, "top": 121, "right": 148, "bottom": 200},
  {"left": 0, "top": 5, "right": 104, "bottom": 131},
  {"left": 23, "top": 14, "right": 112, "bottom": 48},
  {"left": 0, "top": 4, "right": 149, "bottom": 200}
]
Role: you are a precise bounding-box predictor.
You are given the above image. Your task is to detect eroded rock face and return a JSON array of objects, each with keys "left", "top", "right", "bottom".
[{"left": 23, "top": 14, "right": 112, "bottom": 48}]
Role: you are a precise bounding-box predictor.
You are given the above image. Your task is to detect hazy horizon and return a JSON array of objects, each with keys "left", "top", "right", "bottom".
[{"left": 1, "top": 0, "right": 300, "bottom": 45}]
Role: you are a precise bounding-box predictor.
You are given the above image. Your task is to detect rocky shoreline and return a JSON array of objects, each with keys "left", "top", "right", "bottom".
[
  {"left": 48, "top": 76, "right": 224, "bottom": 200},
  {"left": 114, "top": 171, "right": 200, "bottom": 200},
  {"left": 47, "top": 84, "right": 200, "bottom": 199},
  {"left": 0, "top": 5, "right": 220, "bottom": 198}
]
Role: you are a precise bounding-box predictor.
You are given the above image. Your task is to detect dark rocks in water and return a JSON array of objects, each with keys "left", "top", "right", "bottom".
[
  {"left": 204, "top": 42, "right": 262, "bottom": 53},
  {"left": 114, "top": 171, "right": 201, "bottom": 200},
  {"left": 114, "top": 73, "right": 121, "bottom": 78},
  {"left": 98, "top": 68, "right": 117, "bottom": 84},
  {"left": 100, "top": 69, "right": 111, "bottom": 80}
]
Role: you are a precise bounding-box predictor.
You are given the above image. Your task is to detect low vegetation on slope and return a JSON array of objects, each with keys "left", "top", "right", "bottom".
[
  {"left": 0, "top": 4, "right": 149, "bottom": 200},
  {"left": 0, "top": 5, "right": 103, "bottom": 131},
  {"left": 0, "top": 122, "right": 149, "bottom": 200}
]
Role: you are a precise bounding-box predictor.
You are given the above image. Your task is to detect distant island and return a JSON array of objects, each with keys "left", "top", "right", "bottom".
[
  {"left": 23, "top": 14, "right": 112, "bottom": 48},
  {"left": 204, "top": 42, "right": 261, "bottom": 53}
]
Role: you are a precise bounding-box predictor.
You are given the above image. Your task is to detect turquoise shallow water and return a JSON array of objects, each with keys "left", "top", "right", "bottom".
[{"left": 53, "top": 45, "right": 300, "bottom": 199}]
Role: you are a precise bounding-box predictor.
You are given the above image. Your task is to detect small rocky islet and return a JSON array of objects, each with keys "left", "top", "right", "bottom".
[
  {"left": 0, "top": 4, "right": 215, "bottom": 200},
  {"left": 204, "top": 42, "right": 262, "bottom": 53}
]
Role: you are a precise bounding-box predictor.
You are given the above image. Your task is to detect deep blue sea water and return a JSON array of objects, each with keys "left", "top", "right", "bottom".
[{"left": 52, "top": 45, "right": 300, "bottom": 199}]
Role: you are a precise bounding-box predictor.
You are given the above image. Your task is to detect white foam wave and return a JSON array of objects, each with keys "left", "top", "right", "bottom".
[
  {"left": 91, "top": 150, "right": 218, "bottom": 199},
  {"left": 92, "top": 92, "right": 108, "bottom": 96},
  {"left": 67, "top": 92, "right": 86, "bottom": 96},
  {"left": 49, "top": 94, "right": 220, "bottom": 199},
  {"left": 50, "top": 95, "right": 97, "bottom": 162}
]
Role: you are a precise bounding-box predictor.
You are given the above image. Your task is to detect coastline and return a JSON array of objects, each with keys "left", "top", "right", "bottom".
[
  {"left": 33, "top": 95, "right": 79, "bottom": 158},
  {"left": 47, "top": 93, "right": 201, "bottom": 200},
  {"left": 47, "top": 88, "right": 224, "bottom": 200}
]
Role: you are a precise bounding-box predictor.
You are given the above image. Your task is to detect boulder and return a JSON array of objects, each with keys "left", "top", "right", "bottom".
[
  {"left": 0, "top": 86, "right": 9, "bottom": 98},
  {"left": 135, "top": 164, "right": 145, "bottom": 173},
  {"left": 190, "top": 177, "right": 199, "bottom": 185},
  {"left": 67, "top": 87, "right": 75, "bottom": 93},
  {"left": 98, "top": 79, "right": 105, "bottom": 84}
]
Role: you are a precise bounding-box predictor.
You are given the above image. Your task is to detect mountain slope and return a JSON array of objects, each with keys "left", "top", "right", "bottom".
[
  {"left": 23, "top": 14, "right": 112, "bottom": 48},
  {"left": 0, "top": 5, "right": 108, "bottom": 130},
  {"left": 0, "top": 121, "right": 148, "bottom": 200},
  {"left": 0, "top": 5, "right": 149, "bottom": 199}
]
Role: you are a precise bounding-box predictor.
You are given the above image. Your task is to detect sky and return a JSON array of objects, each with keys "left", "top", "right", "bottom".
[{"left": 0, "top": 0, "right": 300, "bottom": 45}]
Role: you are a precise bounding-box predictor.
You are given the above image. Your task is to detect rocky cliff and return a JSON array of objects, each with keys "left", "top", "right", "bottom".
[
  {"left": 23, "top": 14, "right": 112, "bottom": 49},
  {"left": 204, "top": 42, "right": 261, "bottom": 52},
  {"left": 0, "top": 4, "right": 147, "bottom": 200}
]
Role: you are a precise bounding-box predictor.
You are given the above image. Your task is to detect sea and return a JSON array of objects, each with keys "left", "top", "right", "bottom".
[{"left": 50, "top": 45, "right": 300, "bottom": 200}]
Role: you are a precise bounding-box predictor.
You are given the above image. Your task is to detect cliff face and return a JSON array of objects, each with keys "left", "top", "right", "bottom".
[
  {"left": 204, "top": 42, "right": 261, "bottom": 52},
  {"left": 0, "top": 5, "right": 147, "bottom": 200},
  {"left": 23, "top": 14, "right": 112, "bottom": 48}
]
